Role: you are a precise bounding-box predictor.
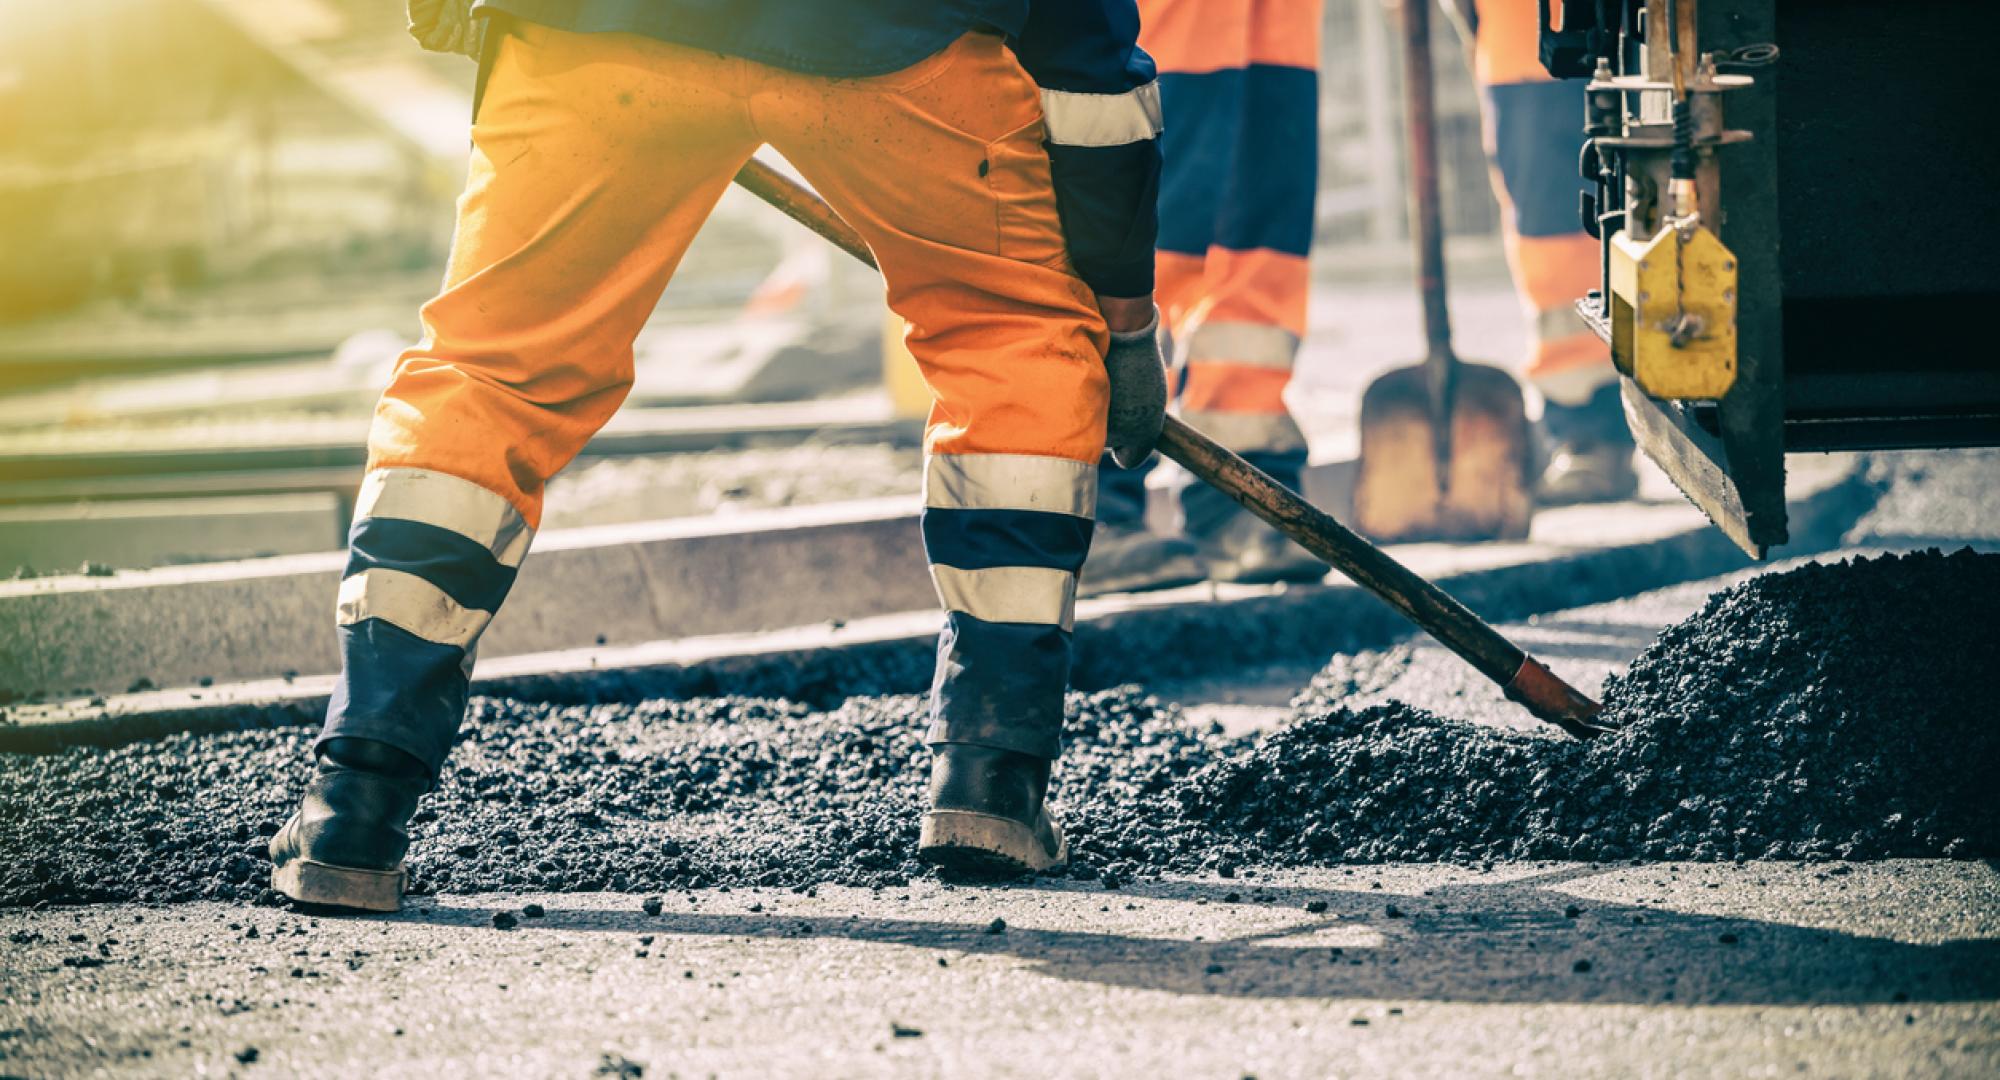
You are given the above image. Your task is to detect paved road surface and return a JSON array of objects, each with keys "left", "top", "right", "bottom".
[{"left": 4, "top": 862, "right": 1994, "bottom": 1078}]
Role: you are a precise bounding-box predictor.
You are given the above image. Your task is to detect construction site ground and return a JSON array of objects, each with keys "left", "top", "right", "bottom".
[
  {"left": 7, "top": 446, "right": 1998, "bottom": 1078},
  {"left": 6, "top": 860, "right": 1993, "bottom": 1078},
  {"left": 5, "top": 289, "right": 1997, "bottom": 1078}
]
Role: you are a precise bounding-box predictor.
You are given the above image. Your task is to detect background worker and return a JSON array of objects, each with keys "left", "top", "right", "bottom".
[
  {"left": 1081, "top": 0, "right": 1331, "bottom": 595},
  {"left": 1085, "top": 0, "right": 1633, "bottom": 601},
  {"left": 1446, "top": 0, "right": 1638, "bottom": 502},
  {"left": 269, "top": 0, "right": 1166, "bottom": 910}
]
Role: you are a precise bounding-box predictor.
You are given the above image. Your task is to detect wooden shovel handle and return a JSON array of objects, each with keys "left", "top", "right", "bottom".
[
  {"left": 1400, "top": 0, "right": 1454, "bottom": 362},
  {"left": 1157, "top": 418, "right": 1606, "bottom": 738}
]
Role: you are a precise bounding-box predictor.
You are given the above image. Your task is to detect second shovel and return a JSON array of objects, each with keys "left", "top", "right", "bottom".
[{"left": 1352, "top": 0, "right": 1533, "bottom": 542}]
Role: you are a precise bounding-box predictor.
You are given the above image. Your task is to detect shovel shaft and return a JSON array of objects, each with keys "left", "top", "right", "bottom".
[
  {"left": 1159, "top": 417, "right": 1601, "bottom": 736},
  {"left": 736, "top": 158, "right": 878, "bottom": 269},
  {"left": 731, "top": 157, "right": 1607, "bottom": 738},
  {"left": 1161, "top": 418, "right": 1501, "bottom": 679},
  {"left": 1400, "top": 0, "right": 1453, "bottom": 361}
]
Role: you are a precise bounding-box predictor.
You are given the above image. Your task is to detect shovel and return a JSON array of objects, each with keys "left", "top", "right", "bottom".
[
  {"left": 729, "top": 160, "right": 1609, "bottom": 739},
  {"left": 1351, "top": 0, "right": 1534, "bottom": 542}
]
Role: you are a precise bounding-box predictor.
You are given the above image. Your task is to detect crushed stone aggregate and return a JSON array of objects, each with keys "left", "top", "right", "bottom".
[{"left": 0, "top": 549, "right": 1994, "bottom": 908}]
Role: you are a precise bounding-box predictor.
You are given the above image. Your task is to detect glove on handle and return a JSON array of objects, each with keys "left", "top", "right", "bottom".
[
  {"left": 1103, "top": 308, "right": 1168, "bottom": 469},
  {"left": 409, "top": 0, "right": 484, "bottom": 57}
]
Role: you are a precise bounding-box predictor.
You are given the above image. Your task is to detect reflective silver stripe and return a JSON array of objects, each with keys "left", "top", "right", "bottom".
[
  {"left": 1039, "top": 82, "right": 1163, "bottom": 148},
  {"left": 924, "top": 454, "right": 1097, "bottom": 519},
  {"left": 335, "top": 568, "right": 493, "bottom": 649},
  {"left": 1185, "top": 321, "right": 1300, "bottom": 370},
  {"left": 931, "top": 565, "right": 1077, "bottom": 631},
  {"left": 1535, "top": 304, "right": 1593, "bottom": 344},
  {"left": 354, "top": 467, "right": 533, "bottom": 567},
  {"left": 1178, "top": 409, "right": 1310, "bottom": 455}
]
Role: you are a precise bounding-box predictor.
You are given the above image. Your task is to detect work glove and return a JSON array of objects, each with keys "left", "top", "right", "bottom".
[
  {"left": 408, "top": 0, "right": 484, "bottom": 58},
  {"left": 1103, "top": 308, "right": 1169, "bottom": 469}
]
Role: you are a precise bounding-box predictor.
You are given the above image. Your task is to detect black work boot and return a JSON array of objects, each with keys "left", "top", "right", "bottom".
[
  {"left": 1078, "top": 521, "right": 1208, "bottom": 598},
  {"left": 269, "top": 738, "right": 427, "bottom": 912},
  {"left": 1537, "top": 382, "right": 1639, "bottom": 505},
  {"left": 1179, "top": 453, "right": 1326, "bottom": 586},
  {"left": 918, "top": 745, "right": 1067, "bottom": 875},
  {"left": 1194, "top": 511, "right": 1329, "bottom": 585}
]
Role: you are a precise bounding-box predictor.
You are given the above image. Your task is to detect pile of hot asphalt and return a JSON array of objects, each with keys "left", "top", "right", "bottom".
[{"left": 2, "top": 549, "right": 1994, "bottom": 907}]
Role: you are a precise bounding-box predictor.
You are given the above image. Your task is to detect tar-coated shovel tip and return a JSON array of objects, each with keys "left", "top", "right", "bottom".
[{"left": 1503, "top": 656, "right": 1616, "bottom": 740}]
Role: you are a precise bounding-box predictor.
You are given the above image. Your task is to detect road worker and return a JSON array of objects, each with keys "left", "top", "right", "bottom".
[
  {"left": 1081, "top": 0, "right": 1330, "bottom": 596},
  {"left": 1448, "top": 0, "right": 1637, "bottom": 502},
  {"left": 270, "top": 0, "right": 1167, "bottom": 910},
  {"left": 1084, "top": 0, "right": 1634, "bottom": 598}
]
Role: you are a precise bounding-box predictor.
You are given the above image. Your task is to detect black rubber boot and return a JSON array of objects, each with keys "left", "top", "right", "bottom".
[
  {"left": 1538, "top": 383, "right": 1639, "bottom": 505},
  {"left": 269, "top": 738, "right": 427, "bottom": 913},
  {"left": 1077, "top": 521, "right": 1208, "bottom": 598},
  {"left": 918, "top": 745, "right": 1067, "bottom": 875},
  {"left": 1180, "top": 452, "right": 1326, "bottom": 586},
  {"left": 1194, "top": 511, "right": 1329, "bottom": 586}
]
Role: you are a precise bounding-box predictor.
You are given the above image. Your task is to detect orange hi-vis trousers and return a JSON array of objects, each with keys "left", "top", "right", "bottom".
[
  {"left": 1470, "top": 0, "right": 1615, "bottom": 406},
  {"left": 322, "top": 24, "right": 1110, "bottom": 772},
  {"left": 1140, "top": 0, "right": 1321, "bottom": 466}
]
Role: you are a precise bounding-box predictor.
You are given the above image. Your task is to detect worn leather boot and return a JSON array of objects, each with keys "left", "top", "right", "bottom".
[
  {"left": 269, "top": 738, "right": 427, "bottom": 912},
  {"left": 1537, "top": 440, "right": 1639, "bottom": 505},
  {"left": 918, "top": 745, "right": 1067, "bottom": 875},
  {"left": 1537, "top": 383, "right": 1639, "bottom": 505}
]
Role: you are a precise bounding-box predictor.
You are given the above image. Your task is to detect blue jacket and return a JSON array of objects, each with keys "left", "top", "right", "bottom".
[{"left": 472, "top": 0, "right": 1160, "bottom": 296}]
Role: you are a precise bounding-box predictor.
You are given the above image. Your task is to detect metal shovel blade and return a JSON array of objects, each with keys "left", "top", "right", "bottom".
[{"left": 1352, "top": 356, "right": 1534, "bottom": 542}]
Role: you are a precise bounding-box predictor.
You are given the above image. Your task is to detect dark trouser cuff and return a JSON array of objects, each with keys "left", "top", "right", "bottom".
[
  {"left": 923, "top": 613, "right": 1068, "bottom": 761},
  {"left": 315, "top": 619, "right": 470, "bottom": 780}
]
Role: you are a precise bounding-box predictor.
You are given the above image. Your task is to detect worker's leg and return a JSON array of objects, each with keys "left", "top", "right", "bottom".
[
  {"left": 751, "top": 34, "right": 1107, "bottom": 869},
  {"left": 1167, "top": 0, "right": 1325, "bottom": 581},
  {"left": 1073, "top": 0, "right": 1250, "bottom": 597},
  {"left": 320, "top": 24, "right": 761, "bottom": 779},
  {"left": 755, "top": 32, "right": 1107, "bottom": 769},
  {"left": 1471, "top": 0, "right": 1635, "bottom": 501}
]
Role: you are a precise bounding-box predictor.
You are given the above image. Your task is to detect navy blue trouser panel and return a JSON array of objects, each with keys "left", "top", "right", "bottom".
[
  {"left": 922, "top": 502, "right": 1091, "bottom": 759},
  {"left": 319, "top": 619, "right": 471, "bottom": 778},
  {"left": 924, "top": 613, "right": 1074, "bottom": 760}
]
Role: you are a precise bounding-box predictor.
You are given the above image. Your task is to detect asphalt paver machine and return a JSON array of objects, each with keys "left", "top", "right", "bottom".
[{"left": 1541, "top": 0, "right": 2000, "bottom": 556}]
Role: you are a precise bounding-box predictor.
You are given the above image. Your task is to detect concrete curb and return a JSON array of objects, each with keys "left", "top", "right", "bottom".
[
  {"left": 0, "top": 457, "right": 1873, "bottom": 752},
  {"left": 0, "top": 459, "right": 1361, "bottom": 700},
  {"left": 0, "top": 496, "right": 932, "bottom": 702},
  {"left": 0, "top": 492, "right": 348, "bottom": 571},
  {"left": 0, "top": 395, "right": 922, "bottom": 504}
]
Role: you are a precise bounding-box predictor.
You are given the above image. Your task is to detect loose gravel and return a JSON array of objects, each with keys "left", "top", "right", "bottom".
[{"left": 1, "top": 549, "right": 1993, "bottom": 908}]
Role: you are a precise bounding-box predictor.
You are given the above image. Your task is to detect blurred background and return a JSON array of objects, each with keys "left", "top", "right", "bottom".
[{"left": 0, "top": 0, "right": 1531, "bottom": 576}]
